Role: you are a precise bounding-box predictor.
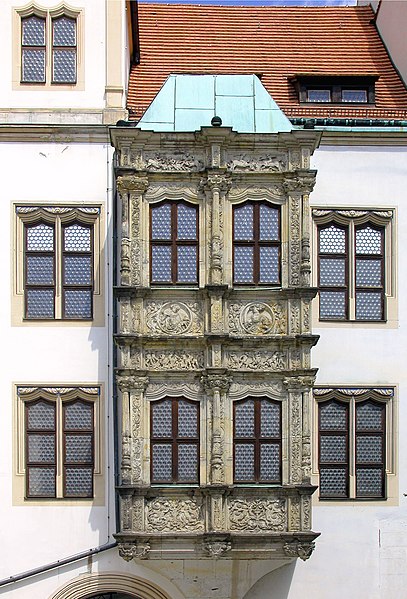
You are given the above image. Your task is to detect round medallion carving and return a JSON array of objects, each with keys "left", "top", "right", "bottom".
[
  {"left": 155, "top": 301, "right": 192, "bottom": 335},
  {"left": 240, "top": 303, "right": 275, "bottom": 335}
]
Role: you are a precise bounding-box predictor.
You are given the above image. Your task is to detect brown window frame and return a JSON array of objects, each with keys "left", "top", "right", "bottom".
[
  {"left": 150, "top": 201, "right": 199, "bottom": 286},
  {"left": 354, "top": 223, "right": 384, "bottom": 322},
  {"left": 355, "top": 400, "right": 386, "bottom": 499},
  {"left": 61, "top": 221, "right": 94, "bottom": 320},
  {"left": 24, "top": 221, "right": 56, "bottom": 319},
  {"left": 317, "top": 221, "right": 349, "bottom": 321},
  {"left": 51, "top": 15, "right": 77, "bottom": 84},
  {"left": 21, "top": 14, "right": 46, "bottom": 84},
  {"left": 25, "top": 399, "right": 57, "bottom": 498},
  {"left": 150, "top": 397, "right": 200, "bottom": 484},
  {"left": 63, "top": 399, "right": 94, "bottom": 498},
  {"left": 318, "top": 399, "right": 349, "bottom": 499},
  {"left": 233, "top": 397, "right": 282, "bottom": 484},
  {"left": 232, "top": 201, "right": 281, "bottom": 286},
  {"left": 297, "top": 76, "right": 376, "bottom": 105}
]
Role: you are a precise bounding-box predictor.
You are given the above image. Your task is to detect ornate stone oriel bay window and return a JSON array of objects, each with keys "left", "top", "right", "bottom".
[{"left": 111, "top": 126, "right": 320, "bottom": 562}]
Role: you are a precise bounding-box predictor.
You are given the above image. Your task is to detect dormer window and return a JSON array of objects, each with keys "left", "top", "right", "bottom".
[{"left": 296, "top": 76, "right": 376, "bottom": 105}]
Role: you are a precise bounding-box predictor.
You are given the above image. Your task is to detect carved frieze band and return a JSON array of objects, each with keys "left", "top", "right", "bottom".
[{"left": 227, "top": 350, "right": 287, "bottom": 371}]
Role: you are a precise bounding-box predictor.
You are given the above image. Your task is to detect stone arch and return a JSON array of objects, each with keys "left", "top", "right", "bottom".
[{"left": 50, "top": 572, "right": 173, "bottom": 599}]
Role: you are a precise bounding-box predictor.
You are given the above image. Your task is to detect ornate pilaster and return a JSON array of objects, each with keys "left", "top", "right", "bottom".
[
  {"left": 116, "top": 374, "right": 135, "bottom": 485},
  {"left": 130, "top": 375, "right": 149, "bottom": 484},
  {"left": 283, "top": 376, "right": 303, "bottom": 485},
  {"left": 284, "top": 176, "right": 302, "bottom": 288},
  {"left": 202, "top": 373, "right": 232, "bottom": 485}
]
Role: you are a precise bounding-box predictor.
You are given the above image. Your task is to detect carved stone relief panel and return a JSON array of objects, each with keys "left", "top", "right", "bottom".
[
  {"left": 145, "top": 300, "right": 203, "bottom": 336},
  {"left": 225, "top": 151, "right": 287, "bottom": 172},
  {"left": 228, "top": 301, "right": 287, "bottom": 336},
  {"left": 227, "top": 350, "right": 287, "bottom": 371},
  {"left": 228, "top": 497, "right": 287, "bottom": 532},
  {"left": 144, "top": 349, "right": 205, "bottom": 371},
  {"left": 127, "top": 147, "right": 206, "bottom": 172},
  {"left": 146, "top": 497, "right": 204, "bottom": 532}
]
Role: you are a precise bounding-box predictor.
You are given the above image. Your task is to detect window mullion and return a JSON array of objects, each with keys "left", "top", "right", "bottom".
[
  {"left": 56, "top": 394, "right": 63, "bottom": 498},
  {"left": 55, "top": 216, "right": 62, "bottom": 319},
  {"left": 173, "top": 399, "right": 178, "bottom": 482}
]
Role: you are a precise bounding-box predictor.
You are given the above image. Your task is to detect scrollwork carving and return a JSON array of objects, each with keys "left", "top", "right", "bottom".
[
  {"left": 146, "top": 497, "right": 204, "bottom": 532},
  {"left": 228, "top": 498, "right": 286, "bottom": 532}
]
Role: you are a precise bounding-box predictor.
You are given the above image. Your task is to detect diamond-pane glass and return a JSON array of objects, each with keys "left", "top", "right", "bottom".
[
  {"left": 234, "top": 205, "right": 253, "bottom": 240},
  {"left": 356, "top": 403, "right": 383, "bottom": 431},
  {"left": 22, "top": 16, "right": 45, "bottom": 45},
  {"left": 27, "top": 401, "right": 55, "bottom": 429},
  {"left": 259, "top": 246, "right": 279, "bottom": 283},
  {"left": 151, "top": 246, "right": 172, "bottom": 281},
  {"left": 53, "top": 16, "right": 76, "bottom": 46},
  {"left": 234, "top": 246, "right": 253, "bottom": 282},
  {"left": 356, "top": 259, "right": 381, "bottom": 287},
  {"left": 152, "top": 444, "right": 172, "bottom": 481},
  {"left": 356, "top": 468, "right": 383, "bottom": 497},
  {"left": 235, "top": 401, "right": 255, "bottom": 437},
  {"left": 177, "top": 246, "right": 197, "bottom": 282},
  {"left": 260, "top": 401, "right": 280, "bottom": 437},
  {"left": 26, "top": 289, "right": 54, "bottom": 318},
  {"left": 28, "top": 467, "right": 55, "bottom": 496},
  {"left": 178, "top": 401, "right": 197, "bottom": 438},
  {"left": 64, "top": 289, "right": 92, "bottom": 318},
  {"left": 152, "top": 204, "right": 171, "bottom": 239},
  {"left": 27, "top": 256, "right": 54, "bottom": 284},
  {"left": 319, "top": 258, "right": 346, "bottom": 286},
  {"left": 356, "top": 226, "right": 382, "bottom": 254},
  {"left": 320, "top": 435, "right": 347, "bottom": 462},
  {"left": 178, "top": 444, "right": 198, "bottom": 481},
  {"left": 65, "top": 467, "right": 93, "bottom": 496},
  {"left": 64, "top": 225, "right": 91, "bottom": 252},
  {"left": 27, "top": 224, "right": 54, "bottom": 251},
  {"left": 28, "top": 435, "right": 55, "bottom": 462},
  {"left": 319, "top": 225, "right": 346, "bottom": 253},
  {"left": 151, "top": 401, "right": 172, "bottom": 438},
  {"left": 177, "top": 204, "right": 197, "bottom": 239},
  {"left": 342, "top": 90, "right": 367, "bottom": 103},
  {"left": 320, "top": 402, "right": 347, "bottom": 431},
  {"left": 260, "top": 444, "right": 280, "bottom": 480},
  {"left": 65, "top": 435, "right": 93, "bottom": 463},
  {"left": 319, "top": 291, "right": 346, "bottom": 319},
  {"left": 319, "top": 468, "right": 347, "bottom": 497},
  {"left": 64, "top": 402, "right": 93, "bottom": 430},
  {"left": 22, "top": 49, "right": 46, "bottom": 82},
  {"left": 234, "top": 444, "right": 255, "bottom": 481},
  {"left": 64, "top": 255, "right": 92, "bottom": 285},
  {"left": 356, "top": 436, "right": 382, "bottom": 463},
  {"left": 53, "top": 49, "right": 76, "bottom": 83},
  {"left": 259, "top": 205, "right": 279, "bottom": 241},
  {"left": 308, "top": 89, "right": 331, "bottom": 102},
  {"left": 355, "top": 292, "right": 382, "bottom": 320}
]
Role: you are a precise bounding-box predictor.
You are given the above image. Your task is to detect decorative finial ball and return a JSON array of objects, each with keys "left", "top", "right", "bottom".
[{"left": 211, "top": 116, "right": 222, "bottom": 127}]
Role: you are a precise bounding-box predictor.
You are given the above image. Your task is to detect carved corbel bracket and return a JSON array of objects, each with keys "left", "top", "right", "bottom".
[
  {"left": 117, "top": 174, "right": 149, "bottom": 196},
  {"left": 283, "top": 375, "right": 315, "bottom": 392},
  {"left": 283, "top": 540, "right": 315, "bottom": 561},
  {"left": 203, "top": 535, "right": 232, "bottom": 559},
  {"left": 116, "top": 374, "right": 149, "bottom": 393},
  {"left": 118, "top": 541, "right": 151, "bottom": 561},
  {"left": 201, "top": 373, "right": 233, "bottom": 394}
]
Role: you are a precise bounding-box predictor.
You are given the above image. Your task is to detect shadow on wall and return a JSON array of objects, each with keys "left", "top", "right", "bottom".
[{"left": 243, "top": 562, "right": 296, "bottom": 599}]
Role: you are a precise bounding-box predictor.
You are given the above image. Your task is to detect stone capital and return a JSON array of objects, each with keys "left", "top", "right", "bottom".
[
  {"left": 117, "top": 174, "right": 149, "bottom": 195},
  {"left": 200, "top": 173, "right": 232, "bottom": 194},
  {"left": 201, "top": 374, "right": 233, "bottom": 393},
  {"left": 116, "top": 374, "right": 149, "bottom": 393}
]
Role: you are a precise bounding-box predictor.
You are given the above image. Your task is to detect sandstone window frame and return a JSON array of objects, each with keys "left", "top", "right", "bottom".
[
  {"left": 313, "top": 387, "right": 397, "bottom": 503},
  {"left": 312, "top": 208, "right": 395, "bottom": 324},
  {"left": 14, "top": 385, "right": 104, "bottom": 505},
  {"left": 13, "top": 4, "right": 84, "bottom": 91},
  {"left": 13, "top": 204, "right": 104, "bottom": 326}
]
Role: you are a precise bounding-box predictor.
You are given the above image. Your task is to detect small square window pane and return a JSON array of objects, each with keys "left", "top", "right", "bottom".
[
  {"left": 178, "top": 401, "right": 198, "bottom": 438},
  {"left": 65, "top": 435, "right": 93, "bottom": 463},
  {"left": 22, "top": 49, "right": 46, "bottom": 83},
  {"left": 178, "top": 444, "right": 198, "bottom": 482},
  {"left": 26, "top": 289, "right": 54, "bottom": 318},
  {"left": 64, "top": 289, "right": 92, "bottom": 319},
  {"left": 235, "top": 401, "right": 255, "bottom": 437},
  {"left": 320, "top": 435, "right": 347, "bottom": 463},
  {"left": 319, "top": 258, "right": 346, "bottom": 286},
  {"left": 356, "top": 468, "right": 383, "bottom": 497},
  {"left": 65, "top": 467, "right": 93, "bottom": 497},
  {"left": 27, "top": 224, "right": 54, "bottom": 251},
  {"left": 259, "top": 246, "right": 279, "bottom": 283},
  {"left": 53, "top": 49, "right": 76, "bottom": 83},
  {"left": 151, "top": 204, "right": 172, "bottom": 240},
  {"left": 356, "top": 226, "right": 382, "bottom": 254},
  {"left": 177, "top": 204, "right": 197, "bottom": 239},
  {"left": 319, "top": 402, "right": 347, "bottom": 431},
  {"left": 28, "top": 435, "right": 55, "bottom": 462},
  {"left": 64, "top": 255, "right": 92, "bottom": 285},
  {"left": 319, "top": 468, "right": 347, "bottom": 497},
  {"left": 151, "top": 245, "right": 172, "bottom": 282},
  {"left": 27, "top": 401, "right": 55, "bottom": 430},
  {"left": 64, "top": 224, "right": 91, "bottom": 252},
  {"left": 27, "top": 255, "right": 54, "bottom": 285},
  {"left": 177, "top": 246, "right": 197, "bottom": 282},
  {"left": 342, "top": 89, "right": 367, "bottom": 103},
  {"left": 319, "top": 225, "right": 346, "bottom": 254},
  {"left": 307, "top": 89, "right": 331, "bottom": 102},
  {"left": 356, "top": 402, "right": 383, "bottom": 432},
  {"left": 234, "top": 246, "right": 253, "bottom": 283},
  {"left": 28, "top": 467, "right": 55, "bottom": 497},
  {"left": 151, "top": 401, "right": 172, "bottom": 438},
  {"left": 319, "top": 291, "right": 346, "bottom": 320},
  {"left": 260, "top": 444, "right": 280, "bottom": 481},
  {"left": 355, "top": 291, "right": 383, "bottom": 320},
  {"left": 22, "top": 16, "right": 45, "bottom": 46},
  {"left": 259, "top": 205, "right": 279, "bottom": 241},
  {"left": 234, "top": 204, "right": 253, "bottom": 240},
  {"left": 234, "top": 444, "right": 255, "bottom": 481},
  {"left": 53, "top": 16, "right": 76, "bottom": 46},
  {"left": 152, "top": 444, "right": 172, "bottom": 481}
]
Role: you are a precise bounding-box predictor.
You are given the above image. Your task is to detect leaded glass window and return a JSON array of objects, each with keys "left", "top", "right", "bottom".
[
  {"left": 25, "top": 222, "right": 55, "bottom": 318},
  {"left": 318, "top": 400, "right": 349, "bottom": 498},
  {"left": 26, "top": 400, "right": 56, "bottom": 497},
  {"left": 62, "top": 223, "right": 93, "bottom": 319},
  {"left": 150, "top": 398, "right": 199, "bottom": 483},
  {"left": 52, "top": 16, "right": 77, "bottom": 83},
  {"left": 233, "top": 201, "right": 280, "bottom": 285},
  {"left": 234, "top": 398, "right": 281, "bottom": 483},
  {"left": 355, "top": 225, "right": 384, "bottom": 321},
  {"left": 318, "top": 223, "right": 348, "bottom": 320},
  {"left": 355, "top": 401, "right": 385, "bottom": 498},
  {"left": 63, "top": 400, "right": 94, "bottom": 498},
  {"left": 150, "top": 202, "right": 199, "bottom": 284},
  {"left": 21, "top": 15, "right": 46, "bottom": 83}
]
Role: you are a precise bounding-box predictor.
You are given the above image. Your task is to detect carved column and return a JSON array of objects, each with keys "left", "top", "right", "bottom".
[
  {"left": 116, "top": 374, "right": 134, "bottom": 485},
  {"left": 283, "top": 376, "right": 304, "bottom": 485},
  {"left": 298, "top": 173, "right": 316, "bottom": 287},
  {"left": 202, "top": 173, "right": 231, "bottom": 285},
  {"left": 116, "top": 174, "right": 148, "bottom": 287},
  {"left": 283, "top": 176, "right": 302, "bottom": 288},
  {"left": 300, "top": 376, "right": 315, "bottom": 483},
  {"left": 129, "top": 375, "right": 149, "bottom": 484}
]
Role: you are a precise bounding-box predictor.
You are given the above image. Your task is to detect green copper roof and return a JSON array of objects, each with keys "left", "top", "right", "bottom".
[{"left": 136, "top": 74, "right": 293, "bottom": 134}]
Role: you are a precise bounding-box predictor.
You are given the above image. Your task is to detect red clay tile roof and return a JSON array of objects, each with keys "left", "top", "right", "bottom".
[{"left": 128, "top": 3, "right": 407, "bottom": 121}]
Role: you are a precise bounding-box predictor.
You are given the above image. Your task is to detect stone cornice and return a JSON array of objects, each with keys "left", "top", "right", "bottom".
[{"left": 0, "top": 124, "right": 109, "bottom": 143}]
